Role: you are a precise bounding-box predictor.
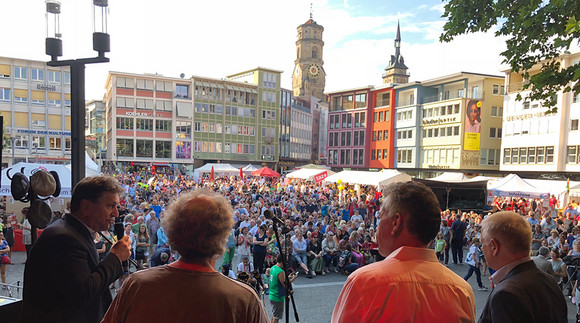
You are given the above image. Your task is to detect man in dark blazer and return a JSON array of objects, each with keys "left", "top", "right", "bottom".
[
  {"left": 478, "top": 211, "right": 566, "bottom": 323},
  {"left": 21, "top": 176, "right": 132, "bottom": 323}
]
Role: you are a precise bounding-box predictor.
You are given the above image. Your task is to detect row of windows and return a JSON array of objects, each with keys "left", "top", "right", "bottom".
[
  {"left": 116, "top": 118, "right": 172, "bottom": 132},
  {"left": 116, "top": 77, "right": 175, "bottom": 93},
  {"left": 396, "top": 110, "right": 413, "bottom": 121},
  {"left": 503, "top": 146, "right": 555, "bottom": 164},
  {"left": 329, "top": 112, "right": 366, "bottom": 130},
  {"left": 491, "top": 106, "right": 504, "bottom": 117},
  {"left": 371, "top": 149, "right": 388, "bottom": 160},
  {"left": 373, "top": 111, "right": 389, "bottom": 122},
  {"left": 422, "top": 126, "right": 460, "bottom": 138},
  {"left": 329, "top": 94, "right": 368, "bottom": 112},
  {"left": 492, "top": 85, "right": 505, "bottom": 96},
  {"left": 421, "top": 148, "right": 459, "bottom": 165},
  {"left": 0, "top": 65, "right": 70, "bottom": 84},
  {"left": 328, "top": 130, "right": 365, "bottom": 147},
  {"left": 398, "top": 149, "right": 413, "bottom": 164},
  {"left": 422, "top": 104, "right": 460, "bottom": 118},
  {"left": 504, "top": 118, "right": 559, "bottom": 136},
  {"left": 0, "top": 89, "right": 70, "bottom": 107},
  {"left": 372, "top": 130, "right": 389, "bottom": 141},
  {"left": 10, "top": 135, "right": 70, "bottom": 150},
  {"left": 195, "top": 86, "right": 257, "bottom": 105},
  {"left": 480, "top": 149, "right": 501, "bottom": 166},
  {"left": 397, "top": 130, "right": 412, "bottom": 140},
  {"left": 327, "top": 149, "right": 364, "bottom": 165}
]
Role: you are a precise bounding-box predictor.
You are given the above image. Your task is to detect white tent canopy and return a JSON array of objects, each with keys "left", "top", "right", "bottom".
[
  {"left": 488, "top": 174, "right": 550, "bottom": 199},
  {"left": 355, "top": 169, "right": 412, "bottom": 188},
  {"left": 194, "top": 163, "right": 238, "bottom": 173},
  {"left": 242, "top": 164, "right": 260, "bottom": 173},
  {"left": 1, "top": 162, "right": 74, "bottom": 197},
  {"left": 429, "top": 172, "right": 469, "bottom": 182},
  {"left": 64, "top": 152, "right": 100, "bottom": 177},
  {"left": 325, "top": 171, "right": 379, "bottom": 184},
  {"left": 323, "top": 170, "right": 412, "bottom": 189},
  {"left": 285, "top": 168, "right": 335, "bottom": 180}
]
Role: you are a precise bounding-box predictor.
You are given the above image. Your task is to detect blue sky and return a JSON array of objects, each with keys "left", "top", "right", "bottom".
[{"left": 2, "top": 0, "right": 507, "bottom": 99}]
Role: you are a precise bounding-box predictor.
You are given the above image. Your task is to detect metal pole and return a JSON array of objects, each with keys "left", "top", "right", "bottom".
[
  {"left": 11, "top": 137, "right": 15, "bottom": 165},
  {"left": 70, "top": 62, "right": 86, "bottom": 186}
]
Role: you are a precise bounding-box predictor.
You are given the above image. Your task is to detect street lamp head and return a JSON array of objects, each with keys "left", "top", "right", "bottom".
[
  {"left": 93, "top": 0, "right": 110, "bottom": 55},
  {"left": 45, "top": 0, "right": 62, "bottom": 61}
]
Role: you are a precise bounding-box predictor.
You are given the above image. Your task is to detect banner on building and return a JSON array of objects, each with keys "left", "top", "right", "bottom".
[
  {"left": 464, "top": 99, "right": 481, "bottom": 151},
  {"left": 314, "top": 171, "right": 328, "bottom": 183}
]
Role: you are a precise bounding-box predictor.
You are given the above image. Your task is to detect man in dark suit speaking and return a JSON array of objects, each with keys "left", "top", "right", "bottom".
[
  {"left": 478, "top": 211, "right": 566, "bottom": 323},
  {"left": 21, "top": 176, "right": 132, "bottom": 323}
]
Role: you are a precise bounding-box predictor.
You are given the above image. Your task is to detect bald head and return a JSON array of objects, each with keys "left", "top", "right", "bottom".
[{"left": 481, "top": 211, "right": 531, "bottom": 256}]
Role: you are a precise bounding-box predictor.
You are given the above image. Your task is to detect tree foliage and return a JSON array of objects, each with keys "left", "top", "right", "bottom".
[{"left": 440, "top": 0, "right": 580, "bottom": 113}]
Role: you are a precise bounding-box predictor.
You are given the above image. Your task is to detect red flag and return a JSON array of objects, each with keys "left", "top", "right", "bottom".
[
  {"left": 240, "top": 167, "right": 244, "bottom": 179},
  {"left": 210, "top": 166, "right": 215, "bottom": 181}
]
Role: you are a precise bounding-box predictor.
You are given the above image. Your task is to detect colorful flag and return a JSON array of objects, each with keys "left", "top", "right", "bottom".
[
  {"left": 240, "top": 167, "right": 244, "bottom": 179},
  {"left": 210, "top": 166, "right": 215, "bottom": 181},
  {"left": 567, "top": 178, "right": 570, "bottom": 193}
]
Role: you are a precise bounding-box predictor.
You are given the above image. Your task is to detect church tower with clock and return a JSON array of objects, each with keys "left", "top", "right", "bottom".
[
  {"left": 292, "top": 11, "right": 326, "bottom": 100},
  {"left": 382, "top": 21, "right": 409, "bottom": 84}
]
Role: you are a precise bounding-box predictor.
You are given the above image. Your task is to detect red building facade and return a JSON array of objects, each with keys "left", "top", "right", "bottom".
[{"left": 369, "top": 86, "right": 396, "bottom": 169}]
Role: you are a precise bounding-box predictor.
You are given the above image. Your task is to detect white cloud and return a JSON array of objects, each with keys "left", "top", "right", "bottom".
[{"left": 1, "top": 0, "right": 507, "bottom": 102}]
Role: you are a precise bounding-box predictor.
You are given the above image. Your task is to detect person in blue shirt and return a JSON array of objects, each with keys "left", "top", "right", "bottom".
[{"left": 527, "top": 212, "right": 539, "bottom": 226}]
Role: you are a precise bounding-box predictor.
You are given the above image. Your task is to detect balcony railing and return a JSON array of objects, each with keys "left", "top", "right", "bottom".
[
  {"left": 423, "top": 90, "right": 485, "bottom": 104},
  {"left": 375, "top": 99, "right": 390, "bottom": 107},
  {"left": 396, "top": 99, "right": 417, "bottom": 107},
  {"left": 506, "top": 82, "right": 528, "bottom": 93}
]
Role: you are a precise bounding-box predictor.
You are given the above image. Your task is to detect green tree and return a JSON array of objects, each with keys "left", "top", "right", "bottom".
[{"left": 440, "top": 0, "right": 580, "bottom": 113}]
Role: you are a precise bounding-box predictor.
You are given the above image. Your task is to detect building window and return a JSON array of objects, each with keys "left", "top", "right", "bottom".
[
  {"left": 14, "top": 66, "right": 27, "bottom": 80},
  {"left": 176, "top": 121, "right": 192, "bottom": 139},
  {"left": 136, "top": 119, "right": 153, "bottom": 131},
  {"left": 116, "top": 117, "right": 133, "bottom": 130},
  {"left": 330, "top": 115, "right": 334, "bottom": 129},
  {"left": 116, "top": 139, "right": 133, "bottom": 157},
  {"left": 491, "top": 106, "right": 498, "bottom": 116},
  {"left": 453, "top": 126, "right": 459, "bottom": 136},
  {"left": 355, "top": 113, "right": 360, "bottom": 127},
  {"left": 371, "top": 150, "right": 376, "bottom": 160},
  {"left": 546, "top": 146, "right": 554, "bottom": 163},
  {"left": 136, "top": 140, "right": 153, "bottom": 157},
  {"left": 523, "top": 101, "right": 530, "bottom": 110},
  {"left": 528, "top": 147, "right": 536, "bottom": 164},
  {"left": 378, "top": 131, "right": 383, "bottom": 141},
  {"left": 519, "top": 147, "right": 527, "bottom": 164},
  {"left": 374, "top": 112, "right": 378, "bottom": 122},
  {"left": 511, "top": 148, "right": 519, "bottom": 164},
  {"left": 493, "top": 84, "right": 500, "bottom": 95},
  {"left": 176, "top": 141, "right": 191, "bottom": 159},
  {"left": 155, "top": 141, "right": 172, "bottom": 159},
  {"left": 383, "top": 150, "right": 388, "bottom": 160},
  {"left": 355, "top": 94, "right": 366, "bottom": 109},
  {"left": 175, "top": 84, "right": 189, "bottom": 98},
  {"left": 360, "top": 112, "right": 365, "bottom": 127},
  {"left": 571, "top": 119, "right": 579, "bottom": 131},
  {"left": 48, "top": 70, "right": 61, "bottom": 83},
  {"left": 377, "top": 149, "right": 382, "bottom": 160},
  {"left": 504, "top": 148, "right": 511, "bottom": 164},
  {"left": 0, "top": 88, "right": 11, "bottom": 102},
  {"left": 536, "top": 147, "right": 545, "bottom": 163},
  {"left": 378, "top": 112, "right": 383, "bottom": 122},
  {"left": 490, "top": 128, "right": 497, "bottom": 138},
  {"left": 31, "top": 68, "right": 44, "bottom": 81},
  {"left": 383, "top": 130, "right": 388, "bottom": 140},
  {"left": 155, "top": 120, "right": 171, "bottom": 132},
  {"left": 372, "top": 131, "right": 376, "bottom": 141}
]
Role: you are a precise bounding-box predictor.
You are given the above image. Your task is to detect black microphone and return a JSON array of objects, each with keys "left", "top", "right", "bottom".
[
  {"left": 114, "top": 222, "right": 130, "bottom": 270},
  {"left": 264, "top": 209, "right": 283, "bottom": 225},
  {"left": 264, "top": 210, "right": 291, "bottom": 234}
]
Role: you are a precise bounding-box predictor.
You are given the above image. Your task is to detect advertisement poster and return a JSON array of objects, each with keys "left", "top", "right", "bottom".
[{"left": 464, "top": 99, "right": 481, "bottom": 151}]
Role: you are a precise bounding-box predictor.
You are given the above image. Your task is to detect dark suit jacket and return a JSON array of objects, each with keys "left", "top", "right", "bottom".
[
  {"left": 21, "top": 214, "right": 123, "bottom": 323},
  {"left": 478, "top": 260, "right": 567, "bottom": 323}
]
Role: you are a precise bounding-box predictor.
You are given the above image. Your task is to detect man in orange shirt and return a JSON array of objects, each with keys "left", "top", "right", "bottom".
[{"left": 332, "top": 181, "right": 475, "bottom": 322}]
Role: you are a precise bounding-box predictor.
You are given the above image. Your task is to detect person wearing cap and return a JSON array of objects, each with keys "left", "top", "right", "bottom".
[
  {"left": 332, "top": 181, "right": 475, "bottom": 322},
  {"left": 102, "top": 189, "right": 268, "bottom": 323}
]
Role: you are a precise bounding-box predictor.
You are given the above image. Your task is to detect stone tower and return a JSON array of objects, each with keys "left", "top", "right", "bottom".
[
  {"left": 292, "top": 10, "right": 326, "bottom": 100},
  {"left": 383, "top": 21, "right": 409, "bottom": 84}
]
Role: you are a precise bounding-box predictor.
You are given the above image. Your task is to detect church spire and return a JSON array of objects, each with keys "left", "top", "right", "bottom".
[
  {"left": 394, "top": 20, "right": 401, "bottom": 59},
  {"left": 310, "top": 3, "right": 313, "bottom": 20}
]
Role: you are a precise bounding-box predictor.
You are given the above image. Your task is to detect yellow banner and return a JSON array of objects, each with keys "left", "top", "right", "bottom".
[{"left": 464, "top": 132, "right": 480, "bottom": 151}]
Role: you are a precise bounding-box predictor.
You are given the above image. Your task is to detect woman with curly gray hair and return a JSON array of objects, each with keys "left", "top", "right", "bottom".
[{"left": 102, "top": 189, "right": 269, "bottom": 323}]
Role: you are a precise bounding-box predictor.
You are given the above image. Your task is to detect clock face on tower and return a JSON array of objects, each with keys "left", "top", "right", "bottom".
[{"left": 308, "top": 64, "right": 320, "bottom": 77}]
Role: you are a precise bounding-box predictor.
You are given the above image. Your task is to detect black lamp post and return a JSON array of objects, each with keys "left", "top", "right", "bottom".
[{"left": 45, "top": 0, "right": 110, "bottom": 187}]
